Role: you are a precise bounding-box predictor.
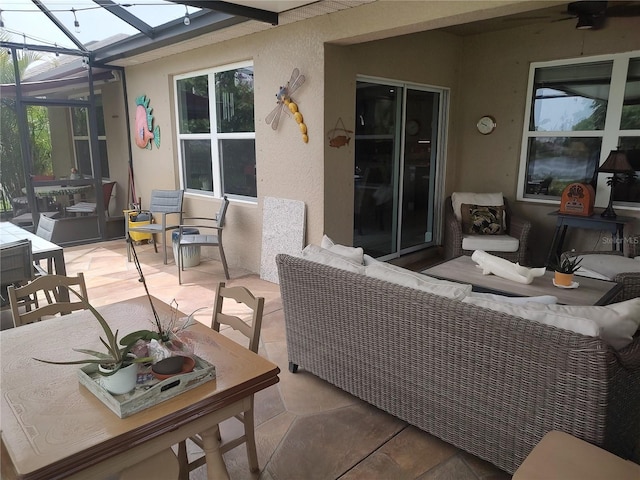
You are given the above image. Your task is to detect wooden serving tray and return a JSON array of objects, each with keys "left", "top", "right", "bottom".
[{"left": 77, "top": 355, "right": 216, "bottom": 418}]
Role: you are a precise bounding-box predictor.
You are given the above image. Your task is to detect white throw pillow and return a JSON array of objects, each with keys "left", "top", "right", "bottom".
[
  {"left": 301, "top": 245, "right": 365, "bottom": 274},
  {"left": 320, "top": 235, "right": 364, "bottom": 264},
  {"left": 467, "top": 292, "right": 558, "bottom": 305},
  {"left": 451, "top": 192, "right": 504, "bottom": 222},
  {"left": 365, "top": 261, "right": 471, "bottom": 300}
]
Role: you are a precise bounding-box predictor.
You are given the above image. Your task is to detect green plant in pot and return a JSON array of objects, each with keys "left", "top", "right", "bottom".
[
  {"left": 33, "top": 287, "right": 153, "bottom": 395},
  {"left": 551, "top": 254, "right": 583, "bottom": 287}
]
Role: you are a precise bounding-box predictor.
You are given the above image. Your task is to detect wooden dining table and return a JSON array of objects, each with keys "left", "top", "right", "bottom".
[{"left": 0, "top": 296, "right": 280, "bottom": 479}]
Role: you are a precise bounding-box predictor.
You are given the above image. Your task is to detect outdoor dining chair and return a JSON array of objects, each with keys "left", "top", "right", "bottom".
[
  {"left": 177, "top": 281, "right": 265, "bottom": 476},
  {"left": 176, "top": 196, "right": 229, "bottom": 282},
  {"left": 66, "top": 181, "right": 116, "bottom": 217},
  {"left": 127, "top": 189, "right": 184, "bottom": 265},
  {"left": 7, "top": 273, "right": 88, "bottom": 327}
]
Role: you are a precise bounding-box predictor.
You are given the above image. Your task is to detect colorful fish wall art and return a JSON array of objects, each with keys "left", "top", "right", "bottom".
[
  {"left": 327, "top": 117, "right": 352, "bottom": 148},
  {"left": 265, "top": 68, "right": 308, "bottom": 143},
  {"left": 134, "top": 95, "right": 161, "bottom": 150}
]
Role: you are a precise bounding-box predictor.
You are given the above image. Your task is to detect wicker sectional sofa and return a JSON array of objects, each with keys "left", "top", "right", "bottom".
[{"left": 276, "top": 253, "right": 640, "bottom": 474}]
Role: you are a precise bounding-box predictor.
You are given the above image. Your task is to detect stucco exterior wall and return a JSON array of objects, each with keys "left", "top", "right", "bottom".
[
  {"left": 455, "top": 17, "right": 640, "bottom": 263},
  {"left": 120, "top": 0, "right": 639, "bottom": 273}
]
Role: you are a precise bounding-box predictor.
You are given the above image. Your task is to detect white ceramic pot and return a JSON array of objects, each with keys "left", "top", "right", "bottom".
[{"left": 99, "top": 361, "right": 138, "bottom": 395}]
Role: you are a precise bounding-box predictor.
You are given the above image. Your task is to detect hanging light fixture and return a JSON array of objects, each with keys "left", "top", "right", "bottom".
[
  {"left": 72, "top": 8, "right": 80, "bottom": 33},
  {"left": 183, "top": 6, "right": 190, "bottom": 26},
  {"left": 22, "top": 34, "right": 27, "bottom": 53}
]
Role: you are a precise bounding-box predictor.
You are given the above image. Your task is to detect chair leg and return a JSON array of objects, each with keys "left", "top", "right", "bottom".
[
  {"left": 178, "top": 245, "right": 182, "bottom": 285},
  {"left": 219, "top": 244, "right": 230, "bottom": 279},
  {"left": 244, "top": 398, "right": 259, "bottom": 473},
  {"left": 126, "top": 238, "right": 132, "bottom": 262},
  {"left": 177, "top": 440, "right": 189, "bottom": 480}
]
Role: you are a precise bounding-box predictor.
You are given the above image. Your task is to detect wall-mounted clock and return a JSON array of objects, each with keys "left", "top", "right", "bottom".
[
  {"left": 476, "top": 115, "right": 496, "bottom": 135},
  {"left": 406, "top": 119, "right": 420, "bottom": 136}
]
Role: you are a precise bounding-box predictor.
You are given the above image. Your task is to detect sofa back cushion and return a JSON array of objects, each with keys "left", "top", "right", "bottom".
[
  {"left": 365, "top": 259, "right": 471, "bottom": 300},
  {"left": 463, "top": 296, "right": 640, "bottom": 350},
  {"left": 301, "top": 245, "right": 365, "bottom": 274},
  {"left": 320, "top": 235, "right": 364, "bottom": 264}
]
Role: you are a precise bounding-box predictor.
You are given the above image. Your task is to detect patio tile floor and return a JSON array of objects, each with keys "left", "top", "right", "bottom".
[{"left": 61, "top": 239, "right": 511, "bottom": 480}]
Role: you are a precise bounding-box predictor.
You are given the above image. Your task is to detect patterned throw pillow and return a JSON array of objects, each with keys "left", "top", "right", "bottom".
[{"left": 460, "top": 203, "right": 504, "bottom": 235}]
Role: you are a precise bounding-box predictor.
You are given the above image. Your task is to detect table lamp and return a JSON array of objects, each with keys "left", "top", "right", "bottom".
[{"left": 598, "top": 148, "right": 634, "bottom": 218}]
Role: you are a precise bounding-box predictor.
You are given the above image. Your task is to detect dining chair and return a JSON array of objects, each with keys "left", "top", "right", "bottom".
[
  {"left": 66, "top": 181, "right": 116, "bottom": 217},
  {"left": 35, "top": 214, "right": 60, "bottom": 274},
  {"left": 0, "top": 239, "right": 35, "bottom": 310},
  {"left": 7, "top": 273, "right": 88, "bottom": 327},
  {"left": 127, "top": 189, "right": 184, "bottom": 265},
  {"left": 177, "top": 282, "right": 265, "bottom": 477},
  {"left": 176, "top": 196, "right": 229, "bottom": 283}
]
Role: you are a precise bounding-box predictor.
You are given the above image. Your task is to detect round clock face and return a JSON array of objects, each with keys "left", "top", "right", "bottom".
[{"left": 477, "top": 116, "right": 496, "bottom": 135}]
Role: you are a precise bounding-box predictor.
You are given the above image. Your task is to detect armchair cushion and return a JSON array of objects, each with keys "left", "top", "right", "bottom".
[
  {"left": 576, "top": 254, "right": 640, "bottom": 280},
  {"left": 461, "top": 234, "right": 519, "bottom": 252},
  {"left": 451, "top": 192, "right": 504, "bottom": 223},
  {"left": 460, "top": 203, "right": 504, "bottom": 235}
]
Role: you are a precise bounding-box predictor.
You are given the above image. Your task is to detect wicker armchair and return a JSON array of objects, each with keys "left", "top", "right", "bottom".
[
  {"left": 444, "top": 196, "right": 531, "bottom": 265},
  {"left": 562, "top": 234, "right": 640, "bottom": 302}
]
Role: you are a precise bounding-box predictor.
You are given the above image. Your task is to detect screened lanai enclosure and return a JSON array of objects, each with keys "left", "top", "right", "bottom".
[{"left": 0, "top": 0, "right": 281, "bottom": 244}]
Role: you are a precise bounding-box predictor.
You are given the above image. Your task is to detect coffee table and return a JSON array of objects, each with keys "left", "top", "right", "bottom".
[{"left": 424, "top": 256, "right": 622, "bottom": 305}]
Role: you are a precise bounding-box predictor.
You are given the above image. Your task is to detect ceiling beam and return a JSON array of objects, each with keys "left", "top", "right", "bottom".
[
  {"left": 32, "top": 0, "right": 87, "bottom": 52},
  {"left": 170, "top": 0, "right": 278, "bottom": 25},
  {"left": 92, "top": 0, "right": 155, "bottom": 39}
]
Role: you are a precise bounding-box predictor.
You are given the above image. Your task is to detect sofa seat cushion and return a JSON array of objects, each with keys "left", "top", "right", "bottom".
[
  {"left": 576, "top": 254, "right": 640, "bottom": 280},
  {"left": 462, "top": 234, "right": 519, "bottom": 252},
  {"left": 365, "top": 259, "right": 471, "bottom": 300},
  {"left": 463, "top": 296, "right": 640, "bottom": 350},
  {"left": 301, "top": 245, "right": 365, "bottom": 274}
]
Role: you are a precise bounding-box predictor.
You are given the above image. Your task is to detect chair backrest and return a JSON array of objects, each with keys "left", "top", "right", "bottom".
[
  {"left": 216, "top": 196, "right": 229, "bottom": 228},
  {"left": 0, "top": 239, "right": 33, "bottom": 286},
  {"left": 8, "top": 273, "right": 88, "bottom": 327},
  {"left": 149, "top": 189, "right": 184, "bottom": 214},
  {"left": 211, "top": 282, "right": 264, "bottom": 353},
  {"left": 102, "top": 181, "right": 117, "bottom": 213},
  {"left": 35, "top": 214, "right": 58, "bottom": 242}
]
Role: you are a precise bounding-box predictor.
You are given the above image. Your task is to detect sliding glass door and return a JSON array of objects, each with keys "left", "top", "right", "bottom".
[{"left": 354, "top": 79, "right": 445, "bottom": 259}]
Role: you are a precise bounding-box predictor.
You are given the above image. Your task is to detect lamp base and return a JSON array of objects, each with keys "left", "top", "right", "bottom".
[{"left": 600, "top": 207, "right": 617, "bottom": 219}]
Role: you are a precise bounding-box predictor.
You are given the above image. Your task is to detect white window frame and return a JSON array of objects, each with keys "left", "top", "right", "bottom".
[
  {"left": 517, "top": 51, "right": 640, "bottom": 211},
  {"left": 174, "top": 61, "right": 256, "bottom": 202}
]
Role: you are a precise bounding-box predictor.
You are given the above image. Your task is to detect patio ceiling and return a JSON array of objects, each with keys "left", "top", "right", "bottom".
[{"left": 0, "top": 0, "right": 345, "bottom": 65}]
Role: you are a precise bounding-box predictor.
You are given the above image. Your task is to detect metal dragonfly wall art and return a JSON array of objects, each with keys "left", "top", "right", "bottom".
[{"left": 265, "top": 68, "right": 308, "bottom": 143}]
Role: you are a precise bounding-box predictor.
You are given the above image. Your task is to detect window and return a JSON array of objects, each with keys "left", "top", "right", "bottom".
[
  {"left": 70, "top": 94, "right": 109, "bottom": 178},
  {"left": 518, "top": 53, "right": 640, "bottom": 207},
  {"left": 175, "top": 62, "right": 256, "bottom": 199}
]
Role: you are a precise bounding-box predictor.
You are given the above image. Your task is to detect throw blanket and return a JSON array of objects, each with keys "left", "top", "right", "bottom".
[{"left": 471, "top": 250, "right": 546, "bottom": 284}]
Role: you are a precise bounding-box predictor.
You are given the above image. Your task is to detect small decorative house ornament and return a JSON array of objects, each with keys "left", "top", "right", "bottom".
[
  {"left": 134, "top": 95, "right": 161, "bottom": 150},
  {"left": 559, "top": 183, "right": 595, "bottom": 216},
  {"left": 265, "top": 68, "right": 308, "bottom": 143}
]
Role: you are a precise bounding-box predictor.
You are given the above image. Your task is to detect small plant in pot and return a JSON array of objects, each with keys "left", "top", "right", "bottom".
[
  {"left": 33, "top": 287, "right": 153, "bottom": 395},
  {"left": 551, "top": 254, "right": 583, "bottom": 287}
]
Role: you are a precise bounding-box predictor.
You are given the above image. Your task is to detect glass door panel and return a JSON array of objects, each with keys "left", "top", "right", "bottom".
[
  {"left": 401, "top": 89, "right": 439, "bottom": 250},
  {"left": 354, "top": 82, "right": 401, "bottom": 257}
]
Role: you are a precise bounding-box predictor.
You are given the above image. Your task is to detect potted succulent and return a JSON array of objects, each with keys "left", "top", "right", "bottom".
[
  {"left": 551, "top": 254, "right": 583, "bottom": 287},
  {"left": 33, "top": 287, "right": 153, "bottom": 395}
]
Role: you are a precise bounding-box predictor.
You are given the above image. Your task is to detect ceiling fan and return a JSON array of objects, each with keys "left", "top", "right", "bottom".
[{"left": 557, "top": 1, "right": 640, "bottom": 30}]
